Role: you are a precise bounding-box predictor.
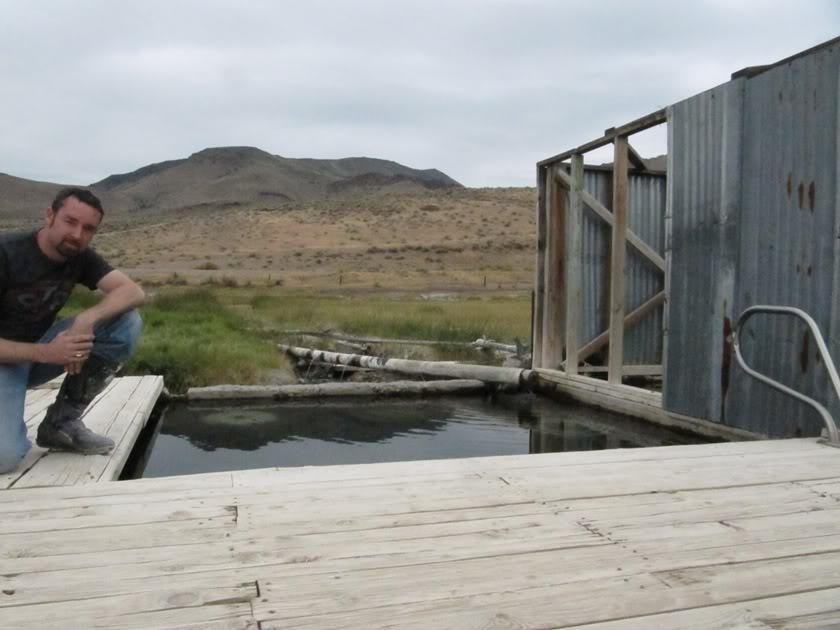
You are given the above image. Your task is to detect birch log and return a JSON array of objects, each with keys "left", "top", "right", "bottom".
[
  {"left": 275, "top": 330, "right": 475, "bottom": 348},
  {"left": 279, "top": 345, "right": 536, "bottom": 387}
]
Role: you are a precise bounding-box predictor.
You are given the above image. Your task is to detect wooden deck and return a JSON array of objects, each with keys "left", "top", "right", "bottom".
[
  {"left": 1, "top": 375, "right": 164, "bottom": 489},
  {"left": 1, "top": 437, "right": 839, "bottom": 628}
]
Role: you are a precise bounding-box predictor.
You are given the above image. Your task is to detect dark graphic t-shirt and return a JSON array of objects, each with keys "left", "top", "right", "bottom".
[{"left": 0, "top": 231, "right": 113, "bottom": 342}]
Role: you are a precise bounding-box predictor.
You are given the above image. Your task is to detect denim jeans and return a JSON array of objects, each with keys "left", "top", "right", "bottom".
[{"left": 0, "top": 309, "right": 142, "bottom": 474}]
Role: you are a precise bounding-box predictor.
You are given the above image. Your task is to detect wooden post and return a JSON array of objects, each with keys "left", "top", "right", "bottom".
[
  {"left": 532, "top": 165, "right": 547, "bottom": 367},
  {"left": 565, "top": 155, "right": 584, "bottom": 375},
  {"left": 608, "top": 136, "right": 629, "bottom": 384},
  {"left": 662, "top": 108, "right": 674, "bottom": 398},
  {"left": 542, "top": 164, "right": 566, "bottom": 369},
  {"left": 529, "top": 289, "right": 535, "bottom": 369}
]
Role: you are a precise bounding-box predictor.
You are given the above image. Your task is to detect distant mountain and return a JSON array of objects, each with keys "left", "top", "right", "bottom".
[
  {"left": 0, "top": 173, "right": 129, "bottom": 222},
  {"left": 0, "top": 147, "right": 463, "bottom": 220}
]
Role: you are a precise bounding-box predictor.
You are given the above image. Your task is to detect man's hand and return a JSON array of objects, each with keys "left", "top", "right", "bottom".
[
  {"left": 40, "top": 330, "right": 94, "bottom": 368},
  {"left": 63, "top": 312, "right": 97, "bottom": 374}
]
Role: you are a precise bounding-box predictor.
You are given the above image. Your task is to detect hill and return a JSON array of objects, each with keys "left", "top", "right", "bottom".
[{"left": 0, "top": 147, "right": 462, "bottom": 220}]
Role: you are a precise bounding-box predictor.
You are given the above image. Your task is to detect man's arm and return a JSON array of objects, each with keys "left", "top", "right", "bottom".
[
  {"left": 75, "top": 270, "right": 145, "bottom": 328},
  {"left": 0, "top": 338, "right": 40, "bottom": 363},
  {"left": 0, "top": 333, "right": 94, "bottom": 365},
  {"left": 62, "top": 271, "right": 145, "bottom": 374},
  {"left": 0, "top": 272, "right": 143, "bottom": 368}
]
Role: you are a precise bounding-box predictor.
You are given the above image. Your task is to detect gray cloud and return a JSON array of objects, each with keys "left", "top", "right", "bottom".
[{"left": 1, "top": 0, "right": 838, "bottom": 187}]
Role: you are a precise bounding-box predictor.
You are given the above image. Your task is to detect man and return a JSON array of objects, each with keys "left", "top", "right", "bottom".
[{"left": 0, "top": 188, "right": 144, "bottom": 474}]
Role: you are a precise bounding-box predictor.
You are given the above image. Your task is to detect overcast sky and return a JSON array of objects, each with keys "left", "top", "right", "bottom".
[{"left": 1, "top": 1, "right": 838, "bottom": 188}]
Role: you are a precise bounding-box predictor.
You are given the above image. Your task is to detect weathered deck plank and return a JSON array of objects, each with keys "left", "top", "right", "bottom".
[{"left": 0, "top": 438, "right": 838, "bottom": 628}]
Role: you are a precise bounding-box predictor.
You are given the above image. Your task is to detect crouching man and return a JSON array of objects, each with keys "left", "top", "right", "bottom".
[{"left": 0, "top": 188, "right": 144, "bottom": 474}]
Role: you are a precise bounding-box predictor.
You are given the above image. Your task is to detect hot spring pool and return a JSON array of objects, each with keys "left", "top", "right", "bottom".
[{"left": 122, "top": 393, "right": 711, "bottom": 479}]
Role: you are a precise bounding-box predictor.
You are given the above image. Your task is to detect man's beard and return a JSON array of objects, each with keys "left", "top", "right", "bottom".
[{"left": 56, "top": 240, "right": 82, "bottom": 258}]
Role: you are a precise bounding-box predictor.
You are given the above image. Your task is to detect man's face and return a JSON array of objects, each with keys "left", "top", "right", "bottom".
[{"left": 44, "top": 197, "right": 102, "bottom": 259}]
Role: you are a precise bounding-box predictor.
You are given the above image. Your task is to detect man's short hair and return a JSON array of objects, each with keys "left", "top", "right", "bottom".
[{"left": 52, "top": 187, "right": 104, "bottom": 218}]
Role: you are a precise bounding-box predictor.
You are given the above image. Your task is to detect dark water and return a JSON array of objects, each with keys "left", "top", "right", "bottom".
[{"left": 123, "top": 394, "right": 709, "bottom": 479}]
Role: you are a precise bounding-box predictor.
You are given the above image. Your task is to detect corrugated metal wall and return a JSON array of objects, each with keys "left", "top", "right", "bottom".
[
  {"left": 577, "top": 168, "right": 666, "bottom": 365},
  {"left": 626, "top": 174, "right": 667, "bottom": 364},
  {"left": 579, "top": 169, "right": 611, "bottom": 353},
  {"left": 664, "top": 41, "right": 840, "bottom": 437},
  {"left": 729, "top": 44, "right": 840, "bottom": 436},
  {"left": 664, "top": 79, "right": 744, "bottom": 422}
]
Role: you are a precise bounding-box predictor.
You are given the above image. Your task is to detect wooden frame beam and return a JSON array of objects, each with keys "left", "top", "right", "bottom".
[
  {"left": 608, "top": 136, "right": 629, "bottom": 384},
  {"left": 532, "top": 165, "right": 547, "bottom": 367},
  {"left": 575, "top": 291, "right": 667, "bottom": 364},
  {"left": 564, "top": 155, "right": 584, "bottom": 375},
  {"left": 555, "top": 168, "right": 666, "bottom": 272},
  {"left": 627, "top": 143, "right": 647, "bottom": 170},
  {"left": 576, "top": 364, "right": 663, "bottom": 377},
  {"left": 538, "top": 109, "right": 666, "bottom": 167},
  {"left": 541, "top": 164, "right": 565, "bottom": 369},
  {"left": 533, "top": 369, "right": 765, "bottom": 441},
  {"left": 563, "top": 163, "right": 666, "bottom": 177}
]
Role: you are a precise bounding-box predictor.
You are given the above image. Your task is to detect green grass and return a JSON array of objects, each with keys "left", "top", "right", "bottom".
[
  {"left": 60, "top": 287, "right": 531, "bottom": 394},
  {"left": 62, "top": 288, "right": 101, "bottom": 312},
  {"left": 62, "top": 288, "right": 282, "bottom": 394},
  {"left": 247, "top": 293, "right": 530, "bottom": 342}
]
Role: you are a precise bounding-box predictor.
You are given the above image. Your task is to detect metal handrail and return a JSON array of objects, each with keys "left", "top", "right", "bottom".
[{"left": 733, "top": 305, "right": 840, "bottom": 447}]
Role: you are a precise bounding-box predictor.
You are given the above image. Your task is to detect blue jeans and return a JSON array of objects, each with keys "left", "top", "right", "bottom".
[{"left": 0, "top": 310, "right": 142, "bottom": 474}]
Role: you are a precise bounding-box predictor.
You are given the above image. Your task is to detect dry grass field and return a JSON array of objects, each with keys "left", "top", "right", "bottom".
[{"left": 79, "top": 187, "right": 537, "bottom": 292}]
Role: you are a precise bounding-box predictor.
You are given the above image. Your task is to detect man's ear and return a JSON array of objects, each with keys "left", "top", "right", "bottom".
[{"left": 45, "top": 206, "right": 55, "bottom": 226}]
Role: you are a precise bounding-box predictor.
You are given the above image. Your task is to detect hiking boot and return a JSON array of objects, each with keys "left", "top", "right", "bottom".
[
  {"left": 36, "top": 354, "right": 120, "bottom": 455},
  {"left": 36, "top": 412, "right": 115, "bottom": 455},
  {"left": 62, "top": 354, "right": 122, "bottom": 406}
]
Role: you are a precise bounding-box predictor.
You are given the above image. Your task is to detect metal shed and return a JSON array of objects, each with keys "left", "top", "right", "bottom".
[{"left": 533, "top": 36, "right": 840, "bottom": 439}]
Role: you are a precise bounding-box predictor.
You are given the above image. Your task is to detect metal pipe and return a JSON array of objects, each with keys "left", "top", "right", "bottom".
[{"left": 733, "top": 305, "right": 840, "bottom": 447}]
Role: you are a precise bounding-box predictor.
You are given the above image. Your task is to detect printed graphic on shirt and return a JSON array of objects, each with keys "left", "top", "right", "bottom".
[{"left": 2, "top": 280, "right": 74, "bottom": 320}]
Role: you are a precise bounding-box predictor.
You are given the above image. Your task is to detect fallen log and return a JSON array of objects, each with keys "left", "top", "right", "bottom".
[
  {"left": 276, "top": 330, "right": 475, "bottom": 347},
  {"left": 188, "top": 379, "right": 488, "bottom": 401},
  {"left": 279, "top": 344, "right": 536, "bottom": 387}
]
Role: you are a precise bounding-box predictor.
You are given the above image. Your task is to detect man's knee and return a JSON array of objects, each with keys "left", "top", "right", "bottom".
[
  {"left": 97, "top": 309, "right": 143, "bottom": 362},
  {"left": 119, "top": 309, "right": 143, "bottom": 346}
]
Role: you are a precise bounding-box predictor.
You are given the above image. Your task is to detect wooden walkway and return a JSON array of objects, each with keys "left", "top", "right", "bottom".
[
  {"left": 1, "top": 437, "right": 839, "bottom": 628},
  {"left": 1, "top": 375, "right": 164, "bottom": 489}
]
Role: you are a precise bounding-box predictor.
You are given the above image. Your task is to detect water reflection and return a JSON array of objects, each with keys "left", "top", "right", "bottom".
[
  {"left": 127, "top": 394, "right": 705, "bottom": 479},
  {"left": 162, "top": 401, "right": 455, "bottom": 451}
]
